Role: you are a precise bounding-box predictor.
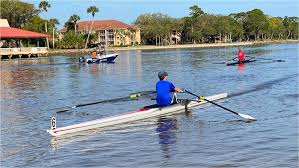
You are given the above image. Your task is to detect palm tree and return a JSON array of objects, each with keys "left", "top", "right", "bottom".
[
  {"left": 39, "top": 0, "right": 51, "bottom": 48},
  {"left": 85, "top": 6, "right": 99, "bottom": 49},
  {"left": 49, "top": 18, "right": 59, "bottom": 49},
  {"left": 69, "top": 14, "right": 80, "bottom": 33}
]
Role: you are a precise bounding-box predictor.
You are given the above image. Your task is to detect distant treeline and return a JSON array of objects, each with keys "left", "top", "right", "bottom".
[
  {"left": 1, "top": 0, "right": 298, "bottom": 48},
  {"left": 135, "top": 6, "right": 299, "bottom": 45}
]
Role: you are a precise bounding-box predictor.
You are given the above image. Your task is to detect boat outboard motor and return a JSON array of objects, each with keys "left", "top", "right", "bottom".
[{"left": 79, "top": 56, "right": 86, "bottom": 63}]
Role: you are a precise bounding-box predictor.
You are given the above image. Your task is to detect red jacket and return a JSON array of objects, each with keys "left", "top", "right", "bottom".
[{"left": 238, "top": 51, "right": 245, "bottom": 61}]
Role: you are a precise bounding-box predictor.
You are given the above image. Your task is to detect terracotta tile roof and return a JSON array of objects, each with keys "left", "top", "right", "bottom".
[
  {"left": 0, "top": 27, "right": 49, "bottom": 38},
  {"left": 59, "top": 20, "right": 133, "bottom": 33}
]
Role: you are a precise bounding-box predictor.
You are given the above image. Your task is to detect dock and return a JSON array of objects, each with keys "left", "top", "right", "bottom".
[{"left": 0, "top": 47, "right": 48, "bottom": 59}]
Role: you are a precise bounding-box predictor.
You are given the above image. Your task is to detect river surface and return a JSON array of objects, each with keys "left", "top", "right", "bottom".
[{"left": 0, "top": 43, "right": 298, "bottom": 167}]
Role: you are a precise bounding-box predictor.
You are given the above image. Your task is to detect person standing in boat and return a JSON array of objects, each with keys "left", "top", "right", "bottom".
[
  {"left": 91, "top": 49, "right": 97, "bottom": 59},
  {"left": 238, "top": 48, "right": 245, "bottom": 62},
  {"left": 156, "top": 71, "right": 183, "bottom": 107}
]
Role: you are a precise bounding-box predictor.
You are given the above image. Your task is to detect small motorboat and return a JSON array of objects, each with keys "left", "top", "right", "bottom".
[
  {"left": 79, "top": 43, "right": 118, "bottom": 64},
  {"left": 84, "top": 53, "right": 118, "bottom": 63}
]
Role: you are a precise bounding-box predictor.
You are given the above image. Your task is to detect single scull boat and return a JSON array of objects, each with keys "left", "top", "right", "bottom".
[
  {"left": 47, "top": 93, "right": 227, "bottom": 136},
  {"left": 226, "top": 59, "right": 256, "bottom": 66}
]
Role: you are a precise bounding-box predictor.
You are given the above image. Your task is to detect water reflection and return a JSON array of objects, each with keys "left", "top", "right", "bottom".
[
  {"left": 156, "top": 117, "right": 178, "bottom": 159},
  {"left": 156, "top": 117, "right": 178, "bottom": 144},
  {"left": 0, "top": 68, "right": 56, "bottom": 100},
  {"left": 238, "top": 63, "right": 245, "bottom": 71}
]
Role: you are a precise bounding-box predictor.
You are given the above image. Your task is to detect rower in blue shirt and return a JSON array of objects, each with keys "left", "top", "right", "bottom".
[{"left": 156, "top": 71, "right": 183, "bottom": 107}]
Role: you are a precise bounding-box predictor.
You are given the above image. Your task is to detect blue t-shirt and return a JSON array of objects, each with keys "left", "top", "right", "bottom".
[{"left": 156, "top": 80, "right": 175, "bottom": 107}]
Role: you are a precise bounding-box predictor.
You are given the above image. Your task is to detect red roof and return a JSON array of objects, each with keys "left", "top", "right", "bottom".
[
  {"left": 59, "top": 20, "right": 133, "bottom": 33},
  {"left": 0, "top": 27, "right": 49, "bottom": 38}
]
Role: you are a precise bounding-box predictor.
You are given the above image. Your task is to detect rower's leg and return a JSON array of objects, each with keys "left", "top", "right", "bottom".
[{"left": 171, "top": 93, "right": 178, "bottom": 104}]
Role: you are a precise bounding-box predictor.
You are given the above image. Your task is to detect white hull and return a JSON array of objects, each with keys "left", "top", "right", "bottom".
[
  {"left": 47, "top": 93, "right": 227, "bottom": 136},
  {"left": 85, "top": 53, "right": 118, "bottom": 63}
]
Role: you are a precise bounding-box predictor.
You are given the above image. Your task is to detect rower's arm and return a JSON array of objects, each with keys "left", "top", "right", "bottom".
[{"left": 175, "top": 87, "right": 184, "bottom": 93}]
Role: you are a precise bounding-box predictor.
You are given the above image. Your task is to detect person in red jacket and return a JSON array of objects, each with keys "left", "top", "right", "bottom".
[{"left": 238, "top": 48, "right": 245, "bottom": 61}]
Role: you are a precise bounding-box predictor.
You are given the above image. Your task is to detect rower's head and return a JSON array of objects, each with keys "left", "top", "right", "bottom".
[{"left": 158, "top": 71, "right": 168, "bottom": 80}]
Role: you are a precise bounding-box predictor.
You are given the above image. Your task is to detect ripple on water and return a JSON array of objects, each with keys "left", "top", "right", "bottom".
[{"left": 0, "top": 43, "right": 298, "bottom": 167}]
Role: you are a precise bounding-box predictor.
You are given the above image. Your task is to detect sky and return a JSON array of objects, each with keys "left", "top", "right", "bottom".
[{"left": 24, "top": 0, "right": 299, "bottom": 28}]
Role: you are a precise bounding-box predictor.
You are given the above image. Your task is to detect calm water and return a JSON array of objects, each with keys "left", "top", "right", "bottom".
[{"left": 0, "top": 43, "right": 298, "bottom": 167}]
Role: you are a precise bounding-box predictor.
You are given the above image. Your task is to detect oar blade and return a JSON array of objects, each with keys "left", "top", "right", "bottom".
[
  {"left": 56, "top": 108, "right": 70, "bottom": 113},
  {"left": 238, "top": 113, "right": 256, "bottom": 121}
]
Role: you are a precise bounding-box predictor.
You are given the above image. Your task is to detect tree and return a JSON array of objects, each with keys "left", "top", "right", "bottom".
[
  {"left": 229, "top": 12, "right": 247, "bottom": 41},
  {"left": 243, "top": 9, "right": 269, "bottom": 40},
  {"left": 58, "top": 32, "right": 85, "bottom": 49},
  {"left": 69, "top": 15, "right": 80, "bottom": 33},
  {"left": 49, "top": 18, "right": 59, "bottom": 48},
  {"left": 0, "top": 0, "right": 39, "bottom": 28},
  {"left": 189, "top": 5, "right": 204, "bottom": 43},
  {"left": 23, "top": 16, "right": 46, "bottom": 33},
  {"left": 268, "top": 17, "right": 284, "bottom": 39},
  {"left": 135, "top": 13, "right": 175, "bottom": 45},
  {"left": 85, "top": 6, "right": 99, "bottom": 49},
  {"left": 198, "top": 14, "right": 217, "bottom": 43},
  {"left": 135, "top": 13, "right": 157, "bottom": 44},
  {"left": 38, "top": 1, "right": 50, "bottom": 32},
  {"left": 39, "top": 0, "right": 51, "bottom": 48},
  {"left": 283, "top": 16, "right": 299, "bottom": 39}
]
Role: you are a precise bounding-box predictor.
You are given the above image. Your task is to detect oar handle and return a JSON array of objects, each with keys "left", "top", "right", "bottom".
[{"left": 184, "top": 90, "right": 198, "bottom": 97}]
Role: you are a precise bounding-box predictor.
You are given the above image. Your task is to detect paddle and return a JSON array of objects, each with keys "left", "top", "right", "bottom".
[
  {"left": 56, "top": 90, "right": 156, "bottom": 113},
  {"left": 184, "top": 90, "right": 256, "bottom": 121}
]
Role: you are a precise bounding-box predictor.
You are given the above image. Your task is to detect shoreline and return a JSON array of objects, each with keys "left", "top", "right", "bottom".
[
  {"left": 48, "top": 42, "right": 254, "bottom": 56},
  {"left": 44, "top": 40, "right": 299, "bottom": 56}
]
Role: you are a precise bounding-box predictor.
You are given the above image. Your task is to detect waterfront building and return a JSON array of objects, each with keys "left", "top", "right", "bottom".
[
  {"left": 0, "top": 19, "right": 49, "bottom": 59},
  {"left": 58, "top": 20, "right": 141, "bottom": 46}
]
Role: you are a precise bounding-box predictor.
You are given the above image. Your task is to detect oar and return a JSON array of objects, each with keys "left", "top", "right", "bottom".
[
  {"left": 255, "top": 57, "right": 285, "bottom": 62},
  {"left": 212, "top": 57, "right": 237, "bottom": 64},
  {"left": 226, "top": 57, "right": 237, "bottom": 62},
  {"left": 247, "top": 56, "right": 285, "bottom": 62},
  {"left": 56, "top": 90, "right": 156, "bottom": 113},
  {"left": 184, "top": 90, "right": 256, "bottom": 121}
]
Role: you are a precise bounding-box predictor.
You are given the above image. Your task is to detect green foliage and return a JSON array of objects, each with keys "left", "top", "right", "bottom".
[
  {"left": 136, "top": 5, "right": 297, "bottom": 44},
  {"left": 87, "top": 6, "right": 99, "bottom": 18},
  {"left": 268, "top": 17, "right": 284, "bottom": 39},
  {"left": 49, "top": 18, "right": 59, "bottom": 27},
  {"left": 189, "top": 5, "right": 204, "bottom": 19},
  {"left": 57, "top": 32, "right": 85, "bottom": 49},
  {"left": 69, "top": 14, "right": 80, "bottom": 33},
  {"left": 283, "top": 17, "right": 299, "bottom": 39},
  {"left": 135, "top": 13, "right": 177, "bottom": 45},
  {"left": 39, "top": 0, "right": 51, "bottom": 12},
  {"left": 0, "top": 0, "right": 39, "bottom": 28},
  {"left": 243, "top": 9, "right": 269, "bottom": 40},
  {"left": 23, "top": 16, "right": 47, "bottom": 33}
]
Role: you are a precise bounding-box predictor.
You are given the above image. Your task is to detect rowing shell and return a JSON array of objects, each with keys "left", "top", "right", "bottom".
[
  {"left": 47, "top": 93, "right": 227, "bottom": 136},
  {"left": 226, "top": 59, "right": 256, "bottom": 66}
]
